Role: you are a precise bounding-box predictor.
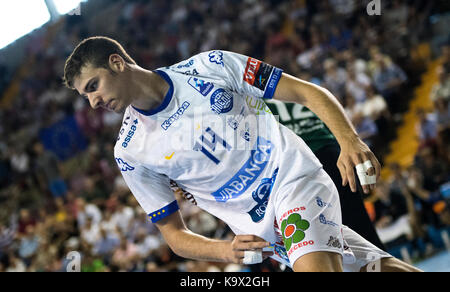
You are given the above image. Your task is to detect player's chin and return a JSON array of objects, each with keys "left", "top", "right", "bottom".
[
  {"left": 114, "top": 106, "right": 125, "bottom": 114},
  {"left": 113, "top": 101, "right": 125, "bottom": 113}
]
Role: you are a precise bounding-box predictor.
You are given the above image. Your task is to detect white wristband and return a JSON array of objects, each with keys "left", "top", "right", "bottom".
[{"left": 243, "top": 251, "right": 263, "bottom": 265}]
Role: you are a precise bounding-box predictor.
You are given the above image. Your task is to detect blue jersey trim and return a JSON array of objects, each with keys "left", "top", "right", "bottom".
[
  {"left": 263, "top": 67, "right": 283, "bottom": 99},
  {"left": 132, "top": 70, "right": 174, "bottom": 116},
  {"left": 148, "top": 200, "right": 179, "bottom": 223}
]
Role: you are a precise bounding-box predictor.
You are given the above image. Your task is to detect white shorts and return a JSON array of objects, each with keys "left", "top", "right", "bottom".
[{"left": 270, "top": 168, "right": 391, "bottom": 272}]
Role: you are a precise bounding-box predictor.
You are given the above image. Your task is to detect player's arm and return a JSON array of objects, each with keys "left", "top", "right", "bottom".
[
  {"left": 155, "top": 210, "right": 272, "bottom": 264},
  {"left": 273, "top": 73, "right": 381, "bottom": 194}
]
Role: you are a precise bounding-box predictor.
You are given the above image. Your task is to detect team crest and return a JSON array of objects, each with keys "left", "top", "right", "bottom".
[{"left": 210, "top": 89, "right": 233, "bottom": 114}]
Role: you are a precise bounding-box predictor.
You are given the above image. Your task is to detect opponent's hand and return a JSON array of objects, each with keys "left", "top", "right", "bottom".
[
  {"left": 337, "top": 136, "right": 381, "bottom": 194},
  {"left": 227, "top": 235, "right": 273, "bottom": 264}
]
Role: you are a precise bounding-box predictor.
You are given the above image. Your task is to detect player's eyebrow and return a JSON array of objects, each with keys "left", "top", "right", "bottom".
[
  {"left": 83, "top": 78, "right": 97, "bottom": 93},
  {"left": 79, "top": 77, "right": 96, "bottom": 98}
]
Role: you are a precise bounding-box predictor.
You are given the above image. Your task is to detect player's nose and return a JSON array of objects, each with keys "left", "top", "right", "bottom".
[{"left": 87, "top": 94, "right": 104, "bottom": 109}]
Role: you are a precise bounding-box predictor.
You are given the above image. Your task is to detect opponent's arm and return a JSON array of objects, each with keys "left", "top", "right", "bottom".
[
  {"left": 273, "top": 73, "right": 381, "bottom": 194},
  {"left": 155, "top": 210, "right": 272, "bottom": 264}
]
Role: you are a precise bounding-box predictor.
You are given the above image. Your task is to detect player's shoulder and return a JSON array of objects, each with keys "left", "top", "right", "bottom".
[{"left": 163, "top": 50, "right": 237, "bottom": 74}]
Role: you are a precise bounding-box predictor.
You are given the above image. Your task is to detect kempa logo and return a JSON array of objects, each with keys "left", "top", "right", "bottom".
[
  {"left": 161, "top": 101, "right": 191, "bottom": 131},
  {"left": 367, "top": 0, "right": 381, "bottom": 16}
]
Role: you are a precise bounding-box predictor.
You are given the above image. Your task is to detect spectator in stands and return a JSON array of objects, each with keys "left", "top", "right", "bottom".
[
  {"left": 18, "top": 225, "right": 39, "bottom": 266},
  {"left": 17, "top": 209, "right": 36, "bottom": 236},
  {"left": 345, "top": 64, "right": 372, "bottom": 104},
  {"left": 323, "top": 58, "right": 348, "bottom": 103},
  {"left": 430, "top": 66, "right": 450, "bottom": 102},
  {"left": 373, "top": 180, "right": 415, "bottom": 247},
  {"left": 0, "top": 0, "right": 447, "bottom": 272},
  {"left": 416, "top": 108, "right": 439, "bottom": 146},
  {"left": 414, "top": 146, "right": 448, "bottom": 191},
  {"left": 111, "top": 235, "right": 138, "bottom": 271},
  {"left": 372, "top": 55, "right": 408, "bottom": 112},
  {"left": 0, "top": 215, "right": 17, "bottom": 253},
  {"left": 80, "top": 216, "right": 100, "bottom": 247},
  {"left": 92, "top": 226, "right": 120, "bottom": 258},
  {"left": 32, "top": 141, "right": 67, "bottom": 198},
  {"left": 9, "top": 147, "right": 30, "bottom": 179},
  {"left": 406, "top": 166, "right": 442, "bottom": 228},
  {"left": 434, "top": 199, "right": 450, "bottom": 226},
  {"left": 434, "top": 98, "right": 450, "bottom": 129},
  {"left": 5, "top": 253, "right": 26, "bottom": 272},
  {"left": 360, "top": 86, "right": 390, "bottom": 122},
  {"left": 76, "top": 198, "right": 102, "bottom": 229},
  {"left": 352, "top": 111, "right": 378, "bottom": 148}
]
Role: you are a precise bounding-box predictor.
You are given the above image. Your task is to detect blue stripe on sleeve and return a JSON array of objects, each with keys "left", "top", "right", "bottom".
[
  {"left": 148, "top": 200, "right": 180, "bottom": 223},
  {"left": 263, "top": 67, "right": 283, "bottom": 99}
]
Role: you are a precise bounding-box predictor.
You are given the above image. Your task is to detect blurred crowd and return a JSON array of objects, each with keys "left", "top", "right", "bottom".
[
  {"left": 0, "top": 0, "right": 449, "bottom": 272},
  {"left": 368, "top": 45, "right": 450, "bottom": 259}
]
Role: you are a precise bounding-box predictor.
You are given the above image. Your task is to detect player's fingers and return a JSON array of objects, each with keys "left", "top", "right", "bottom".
[
  {"left": 358, "top": 153, "right": 380, "bottom": 193},
  {"left": 234, "top": 241, "right": 270, "bottom": 251},
  {"left": 262, "top": 251, "right": 274, "bottom": 260},
  {"left": 371, "top": 154, "right": 381, "bottom": 181},
  {"left": 234, "top": 251, "right": 245, "bottom": 259},
  {"left": 353, "top": 153, "right": 371, "bottom": 194},
  {"left": 235, "top": 251, "right": 274, "bottom": 264},
  {"left": 235, "top": 234, "right": 266, "bottom": 242},
  {"left": 345, "top": 160, "right": 357, "bottom": 192},
  {"left": 337, "top": 161, "right": 347, "bottom": 187},
  {"left": 370, "top": 154, "right": 381, "bottom": 191}
]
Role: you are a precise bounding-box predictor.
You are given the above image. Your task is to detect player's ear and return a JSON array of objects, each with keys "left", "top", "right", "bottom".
[{"left": 109, "top": 54, "right": 125, "bottom": 73}]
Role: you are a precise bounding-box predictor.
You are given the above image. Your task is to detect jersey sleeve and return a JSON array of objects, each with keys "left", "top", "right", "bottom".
[
  {"left": 114, "top": 154, "right": 179, "bottom": 223},
  {"left": 195, "top": 50, "right": 284, "bottom": 99}
]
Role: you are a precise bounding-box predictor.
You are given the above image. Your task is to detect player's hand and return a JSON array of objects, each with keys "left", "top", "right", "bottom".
[
  {"left": 227, "top": 235, "right": 273, "bottom": 264},
  {"left": 337, "top": 136, "right": 381, "bottom": 194}
]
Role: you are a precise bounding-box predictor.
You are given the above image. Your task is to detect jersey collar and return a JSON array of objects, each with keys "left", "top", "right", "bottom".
[{"left": 132, "top": 70, "right": 174, "bottom": 116}]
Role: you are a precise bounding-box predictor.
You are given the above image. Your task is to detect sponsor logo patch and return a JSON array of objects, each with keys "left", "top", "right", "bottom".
[
  {"left": 247, "top": 168, "right": 278, "bottom": 223},
  {"left": 115, "top": 158, "right": 135, "bottom": 172},
  {"left": 281, "top": 213, "right": 310, "bottom": 252},
  {"left": 319, "top": 214, "right": 339, "bottom": 227},
  {"left": 326, "top": 236, "right": 342, "bottom": 249},
  {"left": 121, "top": 119, "right": 139, "bottom": 148},
  {"left": 210, "top": 89, "right": 233, "bottom": 114},
  {"left": 273, "top": 243, "right": 290, "bottom": 264},
  {"left": 208, "top": 51, "right": 224, "bottom": 66},
  {"left": 161, "top": 101, "right": 190, "bottom": 131},
  {"left": 176, "top": 59, "right": 195, "bottom": 69},
  {"left": 316, "top": 196, "right": 333, "bottom": 208},
  {"left": 243, "top": 57, "right": 275, "bottom": 91},
  {"left": 188, "top": 77, "right": 214, "bottom": 96},
  {"left": 211, "top": 136, "right": 273, "bottom": 202}
]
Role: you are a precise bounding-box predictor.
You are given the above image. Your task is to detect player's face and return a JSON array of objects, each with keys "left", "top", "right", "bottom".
[{"left": 73, "top": 64, "right": 129, "bottom": 113}]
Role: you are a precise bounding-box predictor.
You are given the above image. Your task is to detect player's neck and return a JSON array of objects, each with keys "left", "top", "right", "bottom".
[{"left": 129, "top": 66, "right": 169, "bottom": 112}]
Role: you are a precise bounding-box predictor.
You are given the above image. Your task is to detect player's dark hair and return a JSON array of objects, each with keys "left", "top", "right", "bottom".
[{"left": 63, "top": 36, "right": 136, "bottom": 89}]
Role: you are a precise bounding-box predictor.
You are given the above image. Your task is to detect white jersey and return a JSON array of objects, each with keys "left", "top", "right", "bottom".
[{"left": 114, "top": 50, "right": 323, "bottom": 242}]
